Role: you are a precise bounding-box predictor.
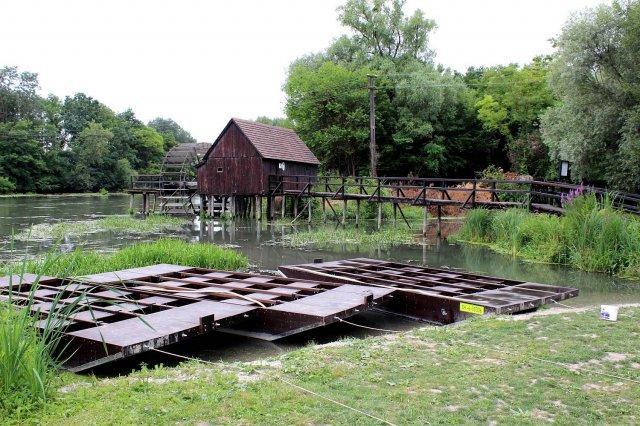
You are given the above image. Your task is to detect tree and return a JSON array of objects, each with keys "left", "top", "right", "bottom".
[
  {"left": 0, "top": 66, "right": 40, "bottom": 123},
  {"left": 61, "top": 93, "right": 114, "bottom": 139},
  {"left": 338, "top": 0, "right": 436, "bottom": 62},
  {"left": 466, "top": 57, "right": 555, "bottom": 176},
  {"left": 285, "top": 61, "right": 380, "bottom": 175},
  {"left": 148, "top": 117, "right": 197, "bottom": 148},
  {"left": 541, "top": 0, "right": 640, "bottom": 189},
  {"left": 0, "top": 120, "right": 47, "bottom": 192},
  {"left": 71, "top": 123, "right": 113, "bottom": 191}
]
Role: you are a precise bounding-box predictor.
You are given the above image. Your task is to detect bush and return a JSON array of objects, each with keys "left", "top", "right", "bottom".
[
  {"left": 453, "top": 194, "right": 640, "bottom": 278},
  {"left": 0, "top": 176, "right": 16, "bottom": 194}
]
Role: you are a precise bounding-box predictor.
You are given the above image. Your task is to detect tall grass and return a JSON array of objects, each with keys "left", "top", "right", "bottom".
[
  {"left": 453, "top": 194, "right": 640, "bottom": 278},
  {"left": 0, "top": 238, "right": 247, "bottom": 415},
  {"left": 4, "top": 238, "right": 248, "bottom": 277},
  {"left": 0, "top": 272, "right": 83, "bottom": 415}
]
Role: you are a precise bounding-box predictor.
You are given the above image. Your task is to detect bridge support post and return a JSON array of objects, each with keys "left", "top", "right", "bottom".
[
  {"left": 393, "top": 203, "right": 397, "bottom": 227},
  {"left": 282, "top": 196, "right": 286, "bottom": 219},
  {"left": 377, "top": 203, "right": 382, "bottom": 229},
  {"left": 355, "top": 200, "right": 360, "bottom": 228},
  {"left": 436, "top": 205, "right": 442, "bottom": 237},
  {"left": 422, "top": 205, "right": 428, "bottom": 236},
  {"left": 342, "top": 199, "right": 347, "bottom": 225},
  {"left": 129, "top": 194, "right": 134, "bottom": 214},
  {"left": 222, "top": 197, "right": 227, "bottom": 216},
  {"left": 308, "top": 199, "right": 312, "bottom": 223},
  {"left": 293, "top": 198, "right": 298, "bottom": 218},
  {"left": 142, "top": 193, "right": 148, "bottom": 216},
  {"left": 257, "top": 196, "right": 262, "bottom": 221},
  {"left": 322, "top": 198, "right": 327, "bottom": 223}
]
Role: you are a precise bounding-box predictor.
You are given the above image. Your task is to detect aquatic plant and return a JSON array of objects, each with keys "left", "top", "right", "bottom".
[
  {"left": 453, "top": 194, "right": 640, "bottom": 278},
  {"left": 14, "top": 215, "right": 187, "bottom": 241},
  {"left": 281, "top": 226, "right": 418, "bottom": 249},
  {"left": 3, "top": 239, "right": 248, "bottom": 277},
  {"left": 0, "top": 271, "right": 83, "bottom": 415}
]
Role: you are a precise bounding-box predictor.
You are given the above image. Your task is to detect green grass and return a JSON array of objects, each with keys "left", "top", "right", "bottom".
[
  {"left": 0, "top": 275, "right": 86, "bottom": 416},
  {"left": 4, "top": 306, "right": 639, "bottom": 424},
  {"left": 453, "top": 194, "right": 640, "bottom": 278},
  {"left": 281, "top": 225, "right": 419, "bottom": 249},
  {"left": 1, "top": 239, "right": 248, "bottom": 277},
  {"left": 15, "top": 215, "right": 188, "bottom": 241}
]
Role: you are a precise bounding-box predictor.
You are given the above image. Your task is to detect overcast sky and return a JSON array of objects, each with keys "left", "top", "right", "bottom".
[{"left": 2, "top": 0, "right": 609, "bottom": 141}]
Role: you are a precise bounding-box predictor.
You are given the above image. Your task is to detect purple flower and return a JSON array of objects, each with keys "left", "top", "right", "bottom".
[{"left": 561, "top": 183, "right": 586, "bottom": 207}]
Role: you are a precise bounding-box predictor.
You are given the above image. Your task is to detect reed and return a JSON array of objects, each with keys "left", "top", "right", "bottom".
[
  {"left": 5, "top": 239, "right": 248, "bottom": 277},
  {"left": 0, "top": 270, "right": 83, "bottom": 415},
  {"left": 453, "top": 194, "right": 640, "bottom": 278}
]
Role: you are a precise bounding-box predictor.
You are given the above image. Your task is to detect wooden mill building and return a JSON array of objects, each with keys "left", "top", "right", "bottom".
[{"left": 197, "top": 118, "right": 319, "bottom": 217}]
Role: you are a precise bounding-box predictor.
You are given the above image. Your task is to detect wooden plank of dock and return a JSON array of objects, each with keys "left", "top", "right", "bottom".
[{"left": 278, "top": 258, "right": 579, "bottom": 324}]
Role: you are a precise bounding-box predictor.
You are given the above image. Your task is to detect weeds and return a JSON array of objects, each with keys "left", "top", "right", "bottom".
[
  {"left": 14, "top": 215, "right": 187, "bottom": 241},
  {"left": 2, "top": 239, "right": 248, "bottom": 277},
  {"left": 453, "top": 194, "right": 640, "bottom": 278},
  {"left": 281, "top": 226, "right": 418, "bottom": 249}
]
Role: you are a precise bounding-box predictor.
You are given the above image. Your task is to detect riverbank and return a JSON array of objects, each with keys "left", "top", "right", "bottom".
[
  {"left": 5, "top": 305, "right": 638, "bottom": 424},
  {"left": 451, "top": 195, "right": 640, "bottom": 280},
  {"left": 0, "top": 192, "right": 128, "bottom": 199}
]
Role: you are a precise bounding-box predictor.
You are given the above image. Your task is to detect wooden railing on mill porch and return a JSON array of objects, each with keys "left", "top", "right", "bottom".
[{"left": 267, "top": 175, "right": 640, "bottom": 233}]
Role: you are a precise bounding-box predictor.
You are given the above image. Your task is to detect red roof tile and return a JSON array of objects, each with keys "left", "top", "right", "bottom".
[{"left": 232, "top": 118, "right": 319, "bottom": 165}]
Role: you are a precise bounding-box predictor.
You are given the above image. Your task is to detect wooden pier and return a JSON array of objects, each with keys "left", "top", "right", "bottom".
[
  {"left": 1, "top": 260, "right": 578, "bottom": 371},
  {"left": 279, "top": 258, "right": 579, "bottom": 324},
  {"left": 266, "top": 175, "right": 640, "bottom": 233}
]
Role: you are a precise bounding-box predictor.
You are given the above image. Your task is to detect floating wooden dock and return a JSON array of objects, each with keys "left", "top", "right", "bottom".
[
  {"left": 0, "top": 264, "right": 392, "bottom": 371},
  {"left": 0, "top": 260, "right": 578, "bottom": 371},
  {"left": 279, "top": 258, "right": 579, "bottom": 324}
]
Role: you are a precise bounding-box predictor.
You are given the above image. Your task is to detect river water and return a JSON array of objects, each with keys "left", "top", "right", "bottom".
[{"left": 1, "top": 194, "right": 638, "bottom": 309}]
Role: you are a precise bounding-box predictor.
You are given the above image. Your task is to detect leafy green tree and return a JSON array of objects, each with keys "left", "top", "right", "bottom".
[
  {"left": 71, "top": 123, "right": 113, "bottom": 191},
  {"left": 338, "top": 0, "right": 436, "bottom": 62},
  {"left": 0, "top": 176, "right": 16, "bottom": 194},
  {"left": 148, "top": 117, "right": 196, "bottom": 149},
  {"left": 0, "top": 120, "right": 47, "bottom": 192},
  {"left": 0, "top": 66, "right": 40, "bottom": 123},
  {"left": 285, "top": 62, "right": 381, "bottom": 175},
  {"left": 61, "top": 93, "right": 114, "bottom": 138},
  {"left": 466, "top": 57, "right": 555, "bottom": 176},
  {"left": 541, "top": 0, "right": 640, "bottom": 189}
]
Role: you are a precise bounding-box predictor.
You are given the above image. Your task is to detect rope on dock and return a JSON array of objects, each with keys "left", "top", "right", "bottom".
[
  {"left": 333, "top": 317, "right": 402, "bottom": 334},
  {"left": 151, "top": 348, "right": 397, "bottom": 426}
]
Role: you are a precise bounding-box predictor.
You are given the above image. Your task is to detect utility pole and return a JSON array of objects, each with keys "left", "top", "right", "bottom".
[{"left": 368, "top": 74, "right": 378, "bottom": 177}]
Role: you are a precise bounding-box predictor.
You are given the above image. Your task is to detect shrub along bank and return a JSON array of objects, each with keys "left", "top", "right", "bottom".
[{"left": 452, "top": 194, "right": 640, "bottom": 279}]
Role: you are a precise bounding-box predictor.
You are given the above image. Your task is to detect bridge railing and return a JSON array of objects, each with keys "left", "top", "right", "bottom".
[
  {"left": 267, "top": 175, "right": 640, "bottom": 215},
  {"left": 130, "top": 174, "right": 163, "bottom": 192}
]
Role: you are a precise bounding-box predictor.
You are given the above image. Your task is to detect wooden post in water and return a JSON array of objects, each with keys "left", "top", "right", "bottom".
[
  {"left": 322, "top": 197, "right": 327, "bottom": 223},
  {"left": 222, "top": 197, "right": 227, "bottom": 216},
  {"left": 342, "top": 199, "right": 347, "bottom": 225},
  {"left": 423, "top": 205, "right": 428, "bottom": 236},
  {"left": 142, "top": 193, "right": 148, "bottom": 216},
  {"left": 377, "top": 203, "right": 382, "bottom": 229},
  {"left": 355, "top": 200, "right": 360, "bottom": 228},
  {"left": 266, "top": 196, "right": 272, "bottom": 220},
  {"left": 282, "top": 195, "right": 286, "bottom": 219},
  {"left": 308, "top": 199, "right": 312, "bottom": 223},
  {"left": 129, "top": 194, "right": 134, "bottom": 213},
  {"left": 393, "top": 203, "right": 397, "bottom": 227},
  {"left": 436, "top": 205, "right": 442, "bottom": 237},
  {"left": 293, "top": 198, "right": 298, "bottom": 218},
  {"left": 257, "top": 196, "right": 262, "bottom": 221}
]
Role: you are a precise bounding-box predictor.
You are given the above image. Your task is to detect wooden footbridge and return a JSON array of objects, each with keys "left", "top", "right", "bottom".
[{"left": 266, "top": 175, "right": 640, "bottom": 232}]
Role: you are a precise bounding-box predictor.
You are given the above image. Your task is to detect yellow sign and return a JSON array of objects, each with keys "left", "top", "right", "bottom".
[{"left": 459, "top": 302, "right": 485, "bottom": 315}]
